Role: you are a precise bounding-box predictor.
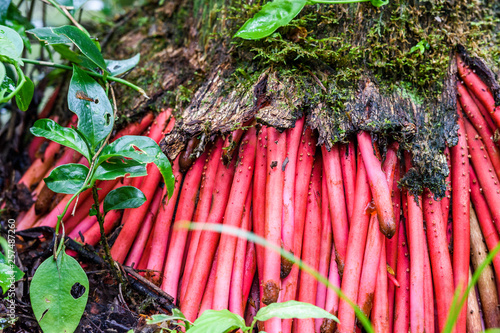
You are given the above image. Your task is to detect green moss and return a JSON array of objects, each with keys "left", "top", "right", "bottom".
[{"left": 220, "top": 0, "right": 499, "bottom": 99}]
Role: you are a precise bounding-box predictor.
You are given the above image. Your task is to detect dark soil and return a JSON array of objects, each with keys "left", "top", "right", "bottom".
[{"left": 0, "top": 225, "right": 172, "bottom": 333}]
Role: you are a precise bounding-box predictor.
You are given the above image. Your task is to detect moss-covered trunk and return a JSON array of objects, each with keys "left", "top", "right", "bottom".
[{"left": 104, "top": 0, "right": 499, "bottom": 195}]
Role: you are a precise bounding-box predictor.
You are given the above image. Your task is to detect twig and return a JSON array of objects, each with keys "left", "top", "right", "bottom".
[{"left": 63, "top": 237, "right": 176, "bottom": 311}]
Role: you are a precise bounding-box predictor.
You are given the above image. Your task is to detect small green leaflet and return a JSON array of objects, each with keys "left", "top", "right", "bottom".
[
  {"left": 93, "top": 157, "right": 148, "bottom": 181},
  {"left": 30, "top": 252, "right": 89, "bottom": 333},
  {"left": 31, "top": 118, "right": 91, "bottom": 161},
  {"left": 105, "top": 54, "right": 140, "bottom": 76},
  {"left": 188, "top": 309, "right": 246, "bottom": 333},
  {"left": 103, "top": 186, "right": 146, "bottom": 213},
  {"left": 68, "top": 65, "right": 114, "bottom": 150},
  {"left": 234, "top": 0, "right": 307, "bottom": 40},
  {"left": 14, "top": 75, "right": 33, "bottom": 111},
  {"left": 0, "top": 0, "right": 11, "bottom": 21},
  {"left": 0, "top": 74, "right": 15, "bottom": 101},
  {"left": 0, "top": 62, "right": 5, "bottom": 87},
  {"left": 51, "top": 44, "right": 97, "bottom": 73},
  {"left": 0, "top": 252, "right": 24, "bottom": 294},
  {"left": 53, "top": 0, "right": 88, "bottom": 14},
  {"left": 28, "top": 26, "right": 108, "bottom": 73},
  {"left": 97, "top": 136, "right": 175, "bottom": 197},
  {"left": 234, "top": 0, "right": 389, "bottom": 40},
  {"left": 0, "top": 24, "right": 23, "bottom": 63},
  {"left": 254, "top": 300, "right": 339, "bottom": 322},
  {"left": 44, "top": 164, "right": 89, "bottom": 194}
]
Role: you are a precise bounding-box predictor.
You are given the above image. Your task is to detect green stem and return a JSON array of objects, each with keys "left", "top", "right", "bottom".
[
  {"left": 91, "top": 185, "right": 124, "bottom": 283},
  {"left": 0, "top": 63, "right": 26, "bottom": 103},
  {"left": 20, "top": 58, "right": 149, "bottom": 99},
  {"left": 45, "top": 0, "right": 87, "bottom": 33}
]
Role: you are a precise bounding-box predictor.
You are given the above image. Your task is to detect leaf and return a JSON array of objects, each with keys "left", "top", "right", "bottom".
[
  {"left": 189, "top": 309, "right": 247, "bottom": 333},
  {"left": 30, "top": 251, "right": 89, "bottom": 333},
  {"left": 105, "top": 54, "right": 140, "bottom": 76},
  {"left": 234, "top": 0, "right": 307, "bottom": 40},
  {"left": 0, "top": 0, "right": 11, "bottom": 21},
  {"left": 0, "top": 74, "right": 15, "bottom": 101},
  {"left": 44, "top": 164, "right": 89, "bottom": 194},
  {"left": 14, "top": 75, "right": 33, "bottom": 111},
  {"left": 53, "top": 0, "right": 88, "bottom": 13},
  {"left": 97, "top": 136, "right": 174, "bottom": 197},
  {"left": 28, "top": 26, "right": 107, "bottom": 72},
  {"left": 0, "top": 24, "right": 23, "bottom": 63},
  {"left": 0, "top": 253, "right": 24, "bottom": 294},
  {"left": 0, "top": 252, "right": 24, "bottom": 281},
  {"left": 3, "top": 4, "right": 34, "bottom": 52},
  {"left": 51, "top": 44, "right": 97, "bottom": 72},
  {"left": 94, "top": 157, "right": 147, "bottom": 181},
  {"left": 0, "top": 62, "right": 5, "bottom": 86},
  {"left": 68, "top": 65, "right": 114, "bottom": 150},
  {"left": 103, "top": 186, "right": 146, "bottom": 213},
  {"left": 254, "top": 300, "right": 339, "bottom": 323},
  {"left": 370, "top": 0, "right": 389, "bottom": 7},
  {"left": 30, "top": 119, "right": 90, "bottom": 160}
]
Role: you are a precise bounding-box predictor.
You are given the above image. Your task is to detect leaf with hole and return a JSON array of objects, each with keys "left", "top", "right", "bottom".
[
  {"left": 0, "top": 24, "right": 23, "bottom": 63},
  {"left": 14, "top": 75, "right": 33, "bottom": 111},
  {"left": 31, "top": 118, "right": 90, "bottom": 161},
  {"left": 44, "top": 164, "right": 89, "bottom": 194},
  {"left": 254, "top": 300, "right": 339, "bottom": 322},
  {"left": 97, "top": 136, "right": 174, "bottom": 197},
  {"left": 234, "top": 0, "right": 307, "bottom": 40},
  {"left": 105, "top": 54, "right": 140, "bottom": 76},
  {"left": 103, "top": 186, "right": 146, "bottom": 213},
  {"left": 188, "top": 309, "right": 246, "bottom": 333},
  {"left": 28, "top": 26, "right": 107, "bottom": 73},
  {"left": 68, "top": 65, "right": 114, "bottom": 150},
  {"left": 93, "top": 157, "right": 147, "bottom": 181},
  {"left": 30, "top": 251, "right": 89, "bottom": 333}
]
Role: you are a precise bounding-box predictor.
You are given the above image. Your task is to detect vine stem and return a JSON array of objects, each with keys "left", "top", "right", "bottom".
[
  {"left": 0, "top": 63, "right": 26, "bottom": 103},
  {"left": 20, "top": 58, "right": 149, "bottom": 99},
  {"left": 91, "top": 184, "right": 124, "bottom": 283}
]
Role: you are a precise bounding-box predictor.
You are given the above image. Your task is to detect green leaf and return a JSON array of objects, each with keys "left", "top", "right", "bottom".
[
  {"left": 53, "top": 0, "right": 88, "bottom": 13},
  {"left": 3, "top": 4, "right": 34, "bottom": 52},
  {"left": 51, "top": 44, "right": 97, "bottom": 72},
  {"left": 44, "top": 164, "right": 89, "bottom": 194},
  {"left": 146, "top": 309, "right": 192, "bottom": 329},
  {"left": 189, "top": 309, "right": 247, "bottom": 333},
  {"left": 14, "top": 75, "right": 33, "bottom": 111},
  {"left": 28, "top": 26, "right": 107, "bottom": 72},
  {"left": 30, "top": 119, "right": 90, "bottom": 160},
  {"left": 254, "top": 300, "right": 339, "bottom": 322},
  {"left": 0, "top": 24, "right": 23, "bottom": 63},
  {"left": 94, "top": 157, "right": 147, "bottom": 181},
  {"left": 0, "top": 253, "right": 24, "bottom": 294},
  {"left": 370, "top": 0, "right": 389, "bottom": 7},
  {"left": 0, "top": 74, "right": 14, "bottom": 101},
  {"left": 30, "top": 251, "right": 89, "bottom": 333},
  {"left": 103, "top": 186, "right": 146, "bottom": 213},
  {"left": 234, "top": 0, "right": 307, "bottom": 40},
  {"left": 0, "top": 62, "right": 5, "bottom": 86},
  {"left": 0, "top": 0, "right": 11, "bottom": 21},
  {"left": 105, "top": 54, "right": 140, "bottom": 76},
  {"left": 97, "top": 136, "right": 174, "bottom": 197},
  {"left": 68, "top": 65, "right": 114, "bottom": 150}
]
